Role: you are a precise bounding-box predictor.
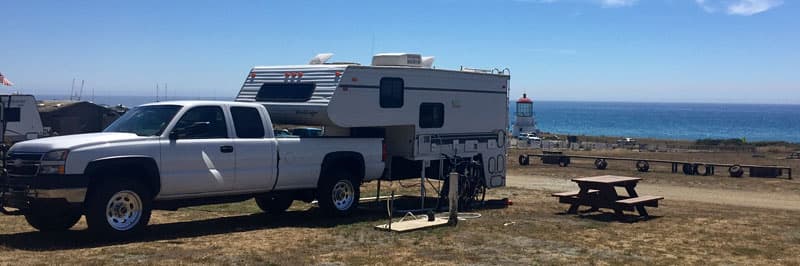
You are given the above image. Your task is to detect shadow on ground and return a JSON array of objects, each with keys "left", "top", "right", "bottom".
[
  {"left": 0, "top": 207, "right": 386, "bottom": 251},
  {"left": 555, "top": 210, "right": 663, "bottom": 223},
  {"left": 1, "top": 196, "right": 509, "bottom": 251}
]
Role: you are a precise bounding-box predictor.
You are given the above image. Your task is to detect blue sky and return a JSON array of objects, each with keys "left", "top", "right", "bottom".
[{"left": 1, "top": 0, "right": 797, "bottom": 103}]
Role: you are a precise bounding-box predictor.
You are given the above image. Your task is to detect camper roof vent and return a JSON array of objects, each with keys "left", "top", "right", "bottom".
[
  {"left": 372, "top": 53, "right": 432, "bottom": 68},
  {"left": 309, "top": 53, "right": 334, "bottom": 65}
]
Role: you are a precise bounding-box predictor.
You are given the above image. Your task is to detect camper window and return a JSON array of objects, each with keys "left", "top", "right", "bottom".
[
  {"left": 379, "top": 78, "right": 404, "bottom": 108},
  {"left": 230, "top": 107, "right": 265, "bottom": 138},
  {"left": 419, "top": 103, "right": 444, "bottom": 128},
  {"left": 2, "top": 108, "right": 21, "bottom": 122},
  {"left": 256, "top": 83, "right": 315, "bottom": 102}
]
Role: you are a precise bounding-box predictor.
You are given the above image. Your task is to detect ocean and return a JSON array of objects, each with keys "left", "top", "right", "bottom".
[
  {"left": 514, "top": 101, "right": 800, "bottom": 143},
  {"left": 36, "top": 95, "right": 800, "bottom": 143}
]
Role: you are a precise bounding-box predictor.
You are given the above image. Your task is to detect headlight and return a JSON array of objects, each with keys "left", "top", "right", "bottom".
[
  {"left": 43, "top": 150, "right": 69, "bottom": 161},
  {"left": 39, "top": 165, "right": 66, "bottom": 175}
]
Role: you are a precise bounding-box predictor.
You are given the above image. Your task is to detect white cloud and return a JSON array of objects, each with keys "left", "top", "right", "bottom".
[
  {"left": 695, "top": 0, "right": 783, "bottom": 16},
  {"left": 727, "top": 0, "right": 783, "bottom": 15}
]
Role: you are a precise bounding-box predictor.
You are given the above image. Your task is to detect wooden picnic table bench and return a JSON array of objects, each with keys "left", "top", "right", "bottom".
[{"left": 552, "top": 175, "right": 663, "bottom": 220}]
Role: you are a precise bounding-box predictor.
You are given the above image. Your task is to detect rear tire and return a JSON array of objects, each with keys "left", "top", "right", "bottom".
[
  {"left": 255, "top": 193, "right": 294, "bottom": 214},
  {"left": 24, "top": 205, "right": 82, "bottom": 232},
  {"left": 317, "top": 172, "right": 360, "bottom": 217},
  {"left": 85, "top": 178, "right": 152, "bottom": 237}
]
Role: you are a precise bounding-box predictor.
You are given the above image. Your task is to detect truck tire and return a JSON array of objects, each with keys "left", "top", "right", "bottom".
[
  {"left": 86, "top": 178, "right": 152, "bottom": 237},
  {"left": 255, "top": 193, "right": 294, "bottom": 214},
  {"left": 317, "top": 172, "right": 360, "bottom": 217},
  {"left": 24, "top": 206, "right": 82, "bottom": 232}
]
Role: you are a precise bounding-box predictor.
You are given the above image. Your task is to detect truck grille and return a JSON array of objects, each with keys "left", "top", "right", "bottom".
[{"left": 5, "top": 152, "right": 43, "bottom": 176}]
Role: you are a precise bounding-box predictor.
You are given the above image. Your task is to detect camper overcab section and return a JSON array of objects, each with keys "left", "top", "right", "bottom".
[{"left": 236, "top": 53, "right": 510, "bottom": 188}]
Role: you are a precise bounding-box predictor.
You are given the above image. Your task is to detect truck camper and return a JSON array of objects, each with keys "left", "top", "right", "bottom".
[{"left": 237, "top": 53, "right": 510, "bottom": 189}]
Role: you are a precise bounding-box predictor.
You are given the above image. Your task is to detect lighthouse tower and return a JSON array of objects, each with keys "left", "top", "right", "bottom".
[{"left": 513, "top": 93, "right": 537, "bottom": 137}]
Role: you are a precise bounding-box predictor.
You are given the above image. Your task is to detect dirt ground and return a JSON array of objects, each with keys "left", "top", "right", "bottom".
[{"left": 1, "top": 149, "right": 799, "bottom": 265}]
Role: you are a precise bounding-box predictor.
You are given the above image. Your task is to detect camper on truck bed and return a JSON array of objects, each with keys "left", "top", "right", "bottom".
[{"left": 237, "top": 53, "right": 510, "bottom": 186}]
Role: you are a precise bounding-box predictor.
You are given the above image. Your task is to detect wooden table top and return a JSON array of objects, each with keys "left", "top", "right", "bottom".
[{"left": 572, "top": 175, "right": 642, "bottom": 184}]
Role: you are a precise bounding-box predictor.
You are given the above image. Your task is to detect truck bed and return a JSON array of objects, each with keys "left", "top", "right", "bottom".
[{"left": 274, "top": 137, "right": 384, "bottom": 190}]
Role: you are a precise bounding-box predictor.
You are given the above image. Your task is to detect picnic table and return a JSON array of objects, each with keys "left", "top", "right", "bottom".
[{"left": 552, "top": 175, "right": 663, "bottom": 220}]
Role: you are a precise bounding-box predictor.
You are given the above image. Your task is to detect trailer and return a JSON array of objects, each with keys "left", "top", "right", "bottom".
[
  {"left": 236, "top": 53, "right": 510, "bottom": 208},
  {"left": 0, "top": 94, "right": 44, "bottom": 143}
]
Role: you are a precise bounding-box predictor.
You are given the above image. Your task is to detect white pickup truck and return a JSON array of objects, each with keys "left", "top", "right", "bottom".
[{"left": 0, "top": 101, "right": 384, "bottom": 236}]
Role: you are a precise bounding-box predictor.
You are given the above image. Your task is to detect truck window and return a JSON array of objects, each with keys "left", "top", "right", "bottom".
[
  {"left": 2, "top": 108, "right": 21, "bottom": 122},
  {"left": 172, "top": 106, "right": 228, "bottom": 139},
  {"left": 380, "top": 78, "right": 404, "bottom": 108},
  {"left": 419, "top": 103, "right": 444, "bottom": 128},
  {"left": 230, "top": 107, "right": 265, "bottom": 138},
  {"left": 104, "top": 105, "right": 181, "bottom": 136},
  {"left": 256, "top": 83, "right": 315, "bottom": 102}
]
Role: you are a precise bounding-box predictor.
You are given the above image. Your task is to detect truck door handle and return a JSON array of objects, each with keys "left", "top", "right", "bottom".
[{"left": 220, "top": 146, "right": 234, "bottom": 153}]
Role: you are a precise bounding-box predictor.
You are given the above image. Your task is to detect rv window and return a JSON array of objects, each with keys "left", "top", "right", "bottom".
[
  {"left": 2, "top": 108, "right": 21, "bottom": 122},
  {"left": 255, "top": 83, "right": 315, "bottom": 102},
  {"left": 380, "top": 78, "right": 404, "bottom": 108},
  {"left": 230, "top": 107, "right": 265, "bottom": 138},
  {"left": 419, "top": 103, "right": 444, "bottom": 128}
]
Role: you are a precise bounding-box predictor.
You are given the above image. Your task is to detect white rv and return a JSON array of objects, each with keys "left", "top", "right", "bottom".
[
  {"left": 236, "top": 53, "right": 510, "bottom": 189},
  {"left": 0, "top": 94, "right": 44, "bottom": 143}
]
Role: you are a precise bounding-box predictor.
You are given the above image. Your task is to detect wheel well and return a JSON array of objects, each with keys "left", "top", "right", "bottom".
[
  {"left": 318, "top": 152, "right": 365, "bottom": 186},
  {"left": 84, "top": 157, "right": 161, "bottom": 199}
]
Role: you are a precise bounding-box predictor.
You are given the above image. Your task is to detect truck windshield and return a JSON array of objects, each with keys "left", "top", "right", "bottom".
[{"left": 104, "top": 105, "right": 181, "bottom": 136}]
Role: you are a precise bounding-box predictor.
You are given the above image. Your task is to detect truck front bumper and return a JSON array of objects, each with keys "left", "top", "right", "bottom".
[{"left": 0, "top": 174, "right": 89, "bottom": 212}]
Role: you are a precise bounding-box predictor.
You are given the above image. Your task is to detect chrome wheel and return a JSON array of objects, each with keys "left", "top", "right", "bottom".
[
  {"left": 105, "top": 190, "right": 143, "bottom": 231},
  {"left": 331, "top": 180, "right": 355, "bottom": 211}
]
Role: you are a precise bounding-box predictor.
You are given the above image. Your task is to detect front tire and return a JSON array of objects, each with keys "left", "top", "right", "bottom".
[
  {"left": 24, "top": 205, "right": 82, "bottom": 232},
  {"left": 86, "top": 179, "right": 152, "bottom": 237},
  {"left": 317, "top": 174, "right": 360, "bottom": 217}
]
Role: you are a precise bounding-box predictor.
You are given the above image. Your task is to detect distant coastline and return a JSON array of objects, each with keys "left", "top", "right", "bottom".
[{"left": 27, "top": 95, "right": 800, "bottom": 144}]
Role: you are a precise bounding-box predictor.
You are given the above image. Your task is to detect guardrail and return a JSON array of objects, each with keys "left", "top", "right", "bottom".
[{"left": 518, "top": 152, "right": 792, "bottom": 179}]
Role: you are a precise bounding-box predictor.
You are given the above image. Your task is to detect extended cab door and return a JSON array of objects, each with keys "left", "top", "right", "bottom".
[
  {"left": 160, "top": 106, "right": 236, "bottom": 195},
  {"left": 230, "top": 106, "right": 277, "bottom": 191}
]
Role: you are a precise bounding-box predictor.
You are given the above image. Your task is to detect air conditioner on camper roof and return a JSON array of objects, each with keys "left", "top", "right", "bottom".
[{"left": 372, "top": 53, "right": 434, "bottom": 68}]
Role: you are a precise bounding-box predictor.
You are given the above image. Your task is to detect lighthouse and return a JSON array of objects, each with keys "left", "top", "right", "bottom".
[{"left": 513, "top": 93, "right": 537, "bottom": 137}]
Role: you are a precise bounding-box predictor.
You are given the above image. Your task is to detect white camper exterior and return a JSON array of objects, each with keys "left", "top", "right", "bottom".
[
  {"left": 0, "top": 94, "right": 44, "bottom": 143},
  {"left": 236, "top": 54, "right": 509, "bottom": 188}
]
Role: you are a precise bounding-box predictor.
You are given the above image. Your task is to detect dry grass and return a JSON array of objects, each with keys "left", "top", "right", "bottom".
[{"left": 1, "top": 149, "right": 799, "bottom": 265}]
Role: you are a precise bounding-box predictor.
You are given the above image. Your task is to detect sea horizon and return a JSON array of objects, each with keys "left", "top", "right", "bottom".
[{"left": 26, "top": 94, "right": 800, "bottom": 144}]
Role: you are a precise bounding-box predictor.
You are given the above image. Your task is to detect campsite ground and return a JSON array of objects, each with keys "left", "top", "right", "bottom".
[{"left": 1, "top": 149, "right": 799, "bottom": 265}]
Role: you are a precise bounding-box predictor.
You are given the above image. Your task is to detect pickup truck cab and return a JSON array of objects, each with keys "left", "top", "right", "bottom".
[{"left": 1, "top": 101, "right": 384, "bottom": 236}]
